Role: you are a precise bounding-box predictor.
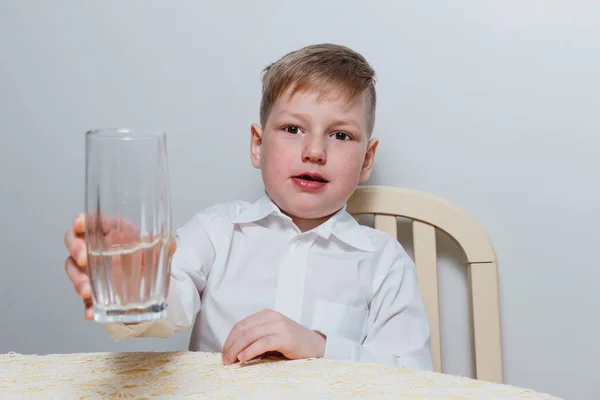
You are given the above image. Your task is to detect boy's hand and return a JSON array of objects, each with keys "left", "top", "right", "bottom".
[
  {"left": 64, "top": 213, "right": 176, "bottom": 320},
  {"left": 64, "top": 213, "right": 94, "bottom": 320},
  {"left": 221, "top": 310, "right": 326, "bottom": 364}
]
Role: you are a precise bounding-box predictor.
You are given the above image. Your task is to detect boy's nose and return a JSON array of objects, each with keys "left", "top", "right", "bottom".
[{"left": 301, "top": 136, "right": 327, "bottom": 164}]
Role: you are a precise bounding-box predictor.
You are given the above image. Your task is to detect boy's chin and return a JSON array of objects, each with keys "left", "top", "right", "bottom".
[
  {"left": 266, "top": 187, "right": 347, "bottom": 221},
  {"left": 281, "top": 200, "right": 343, "bottom": 221}
]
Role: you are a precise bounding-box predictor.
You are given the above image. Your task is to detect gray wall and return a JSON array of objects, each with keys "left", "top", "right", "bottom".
[{"left": 1, "top": 1, "right": 598, "bottom": 399}]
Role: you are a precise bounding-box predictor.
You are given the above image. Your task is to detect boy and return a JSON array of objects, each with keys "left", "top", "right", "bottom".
[{"left": 64, "top": 43, "right": 433, "bottom": 370}]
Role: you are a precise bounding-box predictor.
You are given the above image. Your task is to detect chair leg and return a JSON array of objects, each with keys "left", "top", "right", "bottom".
[{"left": 469, "top": 261, "right": 504, "bottom": 383}]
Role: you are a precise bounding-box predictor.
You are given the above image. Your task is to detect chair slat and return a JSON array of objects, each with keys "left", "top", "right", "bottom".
[
  {"left": 469, "top": 261, "right": 504, "bottom": 383},
  {"left": 412, "top": 220, "right": 442, "bottom": 373},
  {"left": 374, "top": 214, "right": 397, "bottom": 238}
]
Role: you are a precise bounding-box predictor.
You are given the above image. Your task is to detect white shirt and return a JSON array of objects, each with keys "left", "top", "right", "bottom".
[{"left": 106, "top": 195, "right": 433, "bottom": 370}]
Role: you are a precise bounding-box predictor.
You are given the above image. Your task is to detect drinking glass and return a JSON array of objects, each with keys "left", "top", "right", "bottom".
[{"left": 84, "top": 128, "right": 171, "bottom": 323}]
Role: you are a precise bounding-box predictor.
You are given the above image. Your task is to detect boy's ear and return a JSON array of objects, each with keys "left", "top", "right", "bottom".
[
  {"left": 359, "top": 138, "right": 379, "bottom": 183},
  {"left": 250, "top": 123, "right": 263, "bottom": 169}
]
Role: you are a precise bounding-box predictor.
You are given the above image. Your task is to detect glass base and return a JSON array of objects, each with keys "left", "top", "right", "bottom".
[{"left": 93, "top": 302, "right": 167, "bottom": 324}]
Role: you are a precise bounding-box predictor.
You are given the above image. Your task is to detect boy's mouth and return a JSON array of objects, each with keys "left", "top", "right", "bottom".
[
  {"left": 293, "top": 173, "right": 328, "bottom": 183},
  {"left": 292, "top": 173, "right": 329, "bottom": 191}
]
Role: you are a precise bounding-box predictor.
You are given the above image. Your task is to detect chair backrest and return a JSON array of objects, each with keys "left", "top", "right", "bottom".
[{"left": 347, "top": 185, "right": 503, "bottom": 383}]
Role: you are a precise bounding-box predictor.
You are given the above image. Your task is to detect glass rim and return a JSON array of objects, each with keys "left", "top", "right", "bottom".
[{"left": 85, "top": 128, "right": 165, "bottom": 140}]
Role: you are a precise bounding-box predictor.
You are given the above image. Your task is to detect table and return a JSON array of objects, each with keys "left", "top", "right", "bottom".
[{"left": 1, "top": 351, "right": 561, "bottom": 399}]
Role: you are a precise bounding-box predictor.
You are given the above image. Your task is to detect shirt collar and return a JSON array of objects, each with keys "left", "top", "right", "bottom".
[
  {"left": 231, "top": 193, "right": 284, "bottom": 224},
  {"left": 232, "top": 194, "right": 375, "bottom": 253},
  {"left": 320, "top": 207, "right": 375, "bottom": 253}
]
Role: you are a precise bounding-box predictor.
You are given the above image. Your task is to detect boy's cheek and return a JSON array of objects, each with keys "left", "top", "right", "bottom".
[{"left": 331, "top": 154, "right": 365, "bottom": 176}]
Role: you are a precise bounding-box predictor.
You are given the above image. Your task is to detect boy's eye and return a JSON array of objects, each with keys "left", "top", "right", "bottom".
[
  {"left": 283, "top": 126, "right": 301, "bottom": 134},
  {"left": 332, "top": 132, "right": 351, "bottom": 141}
]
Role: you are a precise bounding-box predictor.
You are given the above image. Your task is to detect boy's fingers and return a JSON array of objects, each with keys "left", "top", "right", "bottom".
[
  {"left": 64, "top": 225, "right": 88, "bottom": 267},
  {"left": 222, "top": 314, "right": 258, "bottom": 357},
  {"left": 237, "top": 335, "right": 278, "bottom": 363},
  {"left": 64, "top": 226, "right": 75, "bottom": 252},
  {"left": 222, "top": 310, "right": 278, "bottom": 359},
  {"left": 85, "top": 213, "right": 128, "bottom": 235},
  {"left": 65, "top": 257, "right": 91, "bottom": 299},
  {"left": 222, "top": 322, "right": 273, "bottom": 364},
  {"left": 73, "top": 213, "right": 86, "bottom": 235},
  {"left": 84, "top": 298, "right": 94, "bottom": 320}
]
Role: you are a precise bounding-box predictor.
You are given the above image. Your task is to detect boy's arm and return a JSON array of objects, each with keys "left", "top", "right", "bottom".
[
  {"left": 104, "top": 219, "right": 216, "bottom": 341},
  {"left": 324, "top": 254, "right": 433, "bottom": 371}
]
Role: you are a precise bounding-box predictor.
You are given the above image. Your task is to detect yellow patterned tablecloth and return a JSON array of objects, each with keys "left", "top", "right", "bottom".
[{"left": 0, "top": 351, "right": 561, "bottom": 399}]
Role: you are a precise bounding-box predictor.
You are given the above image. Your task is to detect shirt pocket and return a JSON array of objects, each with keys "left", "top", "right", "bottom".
[{"left": 310, "top": 300, "right": 368, "bottom": 343}]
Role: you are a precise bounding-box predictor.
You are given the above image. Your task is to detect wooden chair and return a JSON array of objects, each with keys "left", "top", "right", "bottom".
[{"left": 347, "top": 185, "right": 503, "bottom": 383}]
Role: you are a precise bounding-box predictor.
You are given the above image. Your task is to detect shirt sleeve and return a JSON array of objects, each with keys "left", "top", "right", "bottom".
[
  {"left": 323, "top": 250, "right": 433, "bottom": 371},
  {"left": 104, "top": 215, "right": 216, "bottom": 341}
]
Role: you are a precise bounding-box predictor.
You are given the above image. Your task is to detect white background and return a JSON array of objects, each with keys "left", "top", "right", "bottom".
[{"left": 1, "top": 1, "right": 598, "bottom": 399}]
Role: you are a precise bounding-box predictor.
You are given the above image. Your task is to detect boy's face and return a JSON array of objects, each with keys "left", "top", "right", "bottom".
[{"left": 250, "top": 88, "right": 378, "bottom": 223}]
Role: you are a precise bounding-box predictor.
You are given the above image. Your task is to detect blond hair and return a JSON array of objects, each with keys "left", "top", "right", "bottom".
[{"left": 260, "top": 43, "right": 377, "bottom": 135}]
